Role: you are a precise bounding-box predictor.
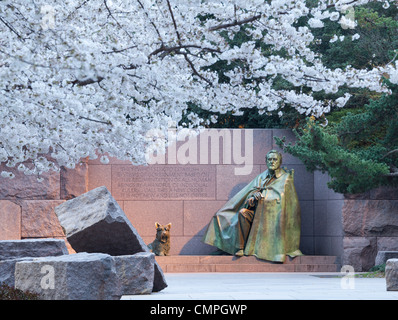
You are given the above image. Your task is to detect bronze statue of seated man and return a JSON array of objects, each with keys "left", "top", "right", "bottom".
[{"left": 202, "top": 150, "right": 303, "bottom": 262}]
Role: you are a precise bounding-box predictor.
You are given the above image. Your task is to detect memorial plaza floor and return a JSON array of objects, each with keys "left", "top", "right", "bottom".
[{"left": 122, "top": 272, "right": 398, "bottom": 300}]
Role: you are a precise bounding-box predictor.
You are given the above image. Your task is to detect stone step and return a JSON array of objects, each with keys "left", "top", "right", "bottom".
[{"left": 155, "top": 255, "right": 340, "bottom": 273}]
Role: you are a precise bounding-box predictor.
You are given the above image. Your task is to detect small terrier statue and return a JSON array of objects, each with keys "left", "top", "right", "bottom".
[{"left": 148, "top": 222, "right": 171, "bottom": 256}]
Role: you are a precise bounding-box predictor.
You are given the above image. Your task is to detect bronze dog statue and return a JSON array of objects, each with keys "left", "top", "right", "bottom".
[{"left": 148, "top": 222, "right": 171, "bottom": 256}]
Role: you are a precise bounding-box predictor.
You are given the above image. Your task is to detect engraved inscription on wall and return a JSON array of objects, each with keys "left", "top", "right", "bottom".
[{"left": 112, "top": 165, "right": 216, "bottom": 200}]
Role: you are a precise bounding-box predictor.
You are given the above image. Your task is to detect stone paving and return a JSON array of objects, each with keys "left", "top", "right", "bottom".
[{"left": 122, "top": 272, "right": 398, "bottom": 300}]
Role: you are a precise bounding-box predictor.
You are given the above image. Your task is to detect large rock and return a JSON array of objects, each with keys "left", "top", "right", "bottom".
[
  {"left": 15, "top": 253, "right": 117, "bottom": 300},
  {"left": 386, "top": 259, "right": 398, "bottom": 291},
  {"left": 343, "top": 200, "right": 398, "bottom": 237},
  {"left": 14, "top": 252, "right": 155, "bottom": 299},
  {"left": 114, "top": 253, "right": 155, "bottom": 295},
  {"left": 370, "top": 186, "right": 398, "bottom": 200},
  {"left": 0, "top": 239, "right": 68, "bottom": 260},
  {"left": 342, "top": 199, "right": 398, "bottom": 271},
  {"left": 0, "top": 257, "right": 33, "bottom": 286},
  {"left": 54, "top": 186, "right": 147, "bottom": 255},
  {"left": 54, "top": 186, "right": 167, "bottom": 292},
  {"left": 342, "top": 237, "right": 377, "bottom": 272},
  {"left": 375, "top": 251, "right": 398, "bottom": 266}
]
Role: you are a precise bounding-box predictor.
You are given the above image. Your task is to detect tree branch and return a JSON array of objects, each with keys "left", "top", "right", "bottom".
[
  {"left": 382, "top": 149, "right": 398, "bottom": 159},
  {"left": 64, "top": 0, "right": 90, "bottom": 21},
  {"left": 163, "top": 0, "right": 213, "bottom": 85},
  {"left": 101, "top": 45, "right": 138, "bottom": 54},
  {"left": 301, "top": 75, "right": 330, "bottom": 82},
  {"left": 208, "top": 14, "right": 262, "bottom": 32},
  {"left": 103, "top": 0, "right": 133, "bottom": 39},
  {"left": 71, "top": 76, "right": 104, "bottom": 87},
  {"left": 148, "top": 44, "right": 220, "bottom": 60},
  {"left": 78, "top": 115, "right": 111, "bottom": 125},
  {"left": 136, "top": 0, "right": 163, "bottom": 45},
  {"left": 0, "top": 16, "right": 23, "bottom": 40},
  {"left": 326, "top": 0, "right": 358, "bottom": 9},
  {"left": 183, "top": 53, "right": 212, "bottom": 86},
  {"left": 386, "top": 51, "right": 398, "bottom": 66},
  {"left": 166, "top": 0, "right": 182, "bottom": 45}
]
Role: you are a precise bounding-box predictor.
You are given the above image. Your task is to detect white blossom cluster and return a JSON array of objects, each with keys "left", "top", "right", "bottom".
[{"left": 0, "top": 0, "right": 397, "bottom": 178}]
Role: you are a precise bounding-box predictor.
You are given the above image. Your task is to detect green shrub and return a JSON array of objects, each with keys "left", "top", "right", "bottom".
[
  {"left": 275, "top": 82, "right": 398, "bottom": 194},
  {"left": 369, "top": 263, "right": 386, "bottom": 273}
]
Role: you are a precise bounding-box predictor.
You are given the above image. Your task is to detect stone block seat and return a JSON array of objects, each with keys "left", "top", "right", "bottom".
[{"left": 155, "top": 255, "right": 339, "bottom": 273}]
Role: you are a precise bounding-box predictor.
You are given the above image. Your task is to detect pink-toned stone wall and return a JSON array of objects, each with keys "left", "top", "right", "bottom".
[
  {"left": 0, "top": 129, "right": 342, "bottom": 257},
  {"left": 0, "top": 160, "right": 87, "bottom": 252},
  {"left": 85, "top": 128, "right": 343, "bottom": 256},
  {"left": 342, "top": 189, "right": 398, "bottom": 271},
  {"left": 1, "top": 128, "right": 396, "bottom": 268},
  {"left": 86, "top": 129, "right": 274, "bottom": 255}
]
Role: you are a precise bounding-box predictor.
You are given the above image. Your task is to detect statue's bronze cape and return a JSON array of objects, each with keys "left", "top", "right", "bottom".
[{"left": 202, "top": 168, "right": 303, "bottom": 262}]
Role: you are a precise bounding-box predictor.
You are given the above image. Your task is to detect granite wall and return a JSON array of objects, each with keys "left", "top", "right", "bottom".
[
  {"left": 342, "top": 189, "right": 398, "bottom": 271},
  {"left": 0, "top": 160, "right": 88, "bottom": 252},
  {"left": 1, "top": 128, "right": 397, "bottom": 271},
  {"left": 86, "top": 129, "right": 344, "bottom": 258}
]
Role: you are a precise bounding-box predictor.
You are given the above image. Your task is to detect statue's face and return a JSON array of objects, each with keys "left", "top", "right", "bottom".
[{"left": 266, "top": 152, "right": 281, "bottom": 171}]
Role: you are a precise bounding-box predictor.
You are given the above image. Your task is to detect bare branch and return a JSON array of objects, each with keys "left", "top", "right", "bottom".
[
  {"left": 384, "top": 172, "right": 398, "bottom": 177},
  {"left": 386, "top": 51, "right": 398, "bottom": 67},
  {"left": 382, "top": 149, "right": 398, "bottom": 159},
  {"left": 136, "top": 0, "right": 163, "bottom": 44},
  {"left": 0, "top": 48, "right": 60, "bottom": 69},
  {"left": 78, "top": 115, "right": 111, "bottom": 125},
  {"left": 166, "top": 0, "right": 182, "bottom": 45},
  {"left": 71, "top": 76, "right": 104, "bottom": 87},
  {"left": 208, "top": 14, "right": 262, "bottom": 32},
  {"left": 183, "top": 53, "right": 212, "bottom": 86},
  {"left": 148, "top": 44, "right": 220, "bottom": 60},
  {"left": 382, "top": 164, "right": 398, "bottom": 177},
  {"left": 103, "top": 0, "right": 133, "bottom": 39},
  {"left": 327, "top": 0, "right": 358, "bottom": 8},
  {"left": 101, "top": 45, "right": 138, "bottom": 54},
  {"left": 163, "top": 1, "right": 213, "bottom": 85},
  {"left": 64, "top": 0, "right": 91, "bottom": 21},
  {"left": 0, "top": 16, "right": 23, "bottom": 40},
  {"left": 119, "top": 64, "right": 138, "bottom": 70},
  {"left": 301, "top": 75, "right": 330, "bottom": 82}
]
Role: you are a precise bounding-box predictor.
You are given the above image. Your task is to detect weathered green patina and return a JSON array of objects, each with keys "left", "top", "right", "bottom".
[{"left": 202, "top": 150, "right": 303, "bottom": 262}]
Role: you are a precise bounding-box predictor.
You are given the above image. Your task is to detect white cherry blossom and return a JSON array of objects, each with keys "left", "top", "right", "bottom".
[{"left": 0, "top": 0, "right": 396, "bottom": 178}]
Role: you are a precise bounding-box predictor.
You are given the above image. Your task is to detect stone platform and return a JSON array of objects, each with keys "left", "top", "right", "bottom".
[{"left": 155, "top": 255, "right": 339, "bottom": 273}]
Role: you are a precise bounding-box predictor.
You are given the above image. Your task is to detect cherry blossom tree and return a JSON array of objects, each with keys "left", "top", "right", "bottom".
[{"left": 0, "top": 0, "right": 397, "bottom": 178}]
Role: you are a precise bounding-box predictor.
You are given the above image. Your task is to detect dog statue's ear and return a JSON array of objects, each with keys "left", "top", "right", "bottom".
[
  {"left": 155, "top": 222, "right": 160, "bottom": 228},
  {"left": 166, "top": 223, "right": 172, "bottom": 230}
]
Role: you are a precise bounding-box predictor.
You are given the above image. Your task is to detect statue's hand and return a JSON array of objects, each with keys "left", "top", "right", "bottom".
[
  {"left": 247, "top": 197, "right": 256, "bottom": 207},
  {"left": 253, "top": 191, "right": 262, "bottom": 200},
  {"left": 247, "top": 191, "right": 262, "bottom": 206}
]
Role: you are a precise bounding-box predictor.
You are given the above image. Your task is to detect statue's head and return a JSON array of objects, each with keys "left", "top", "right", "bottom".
[{"left": 266, "top": 149, "right": 282, "bottom": 171}]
